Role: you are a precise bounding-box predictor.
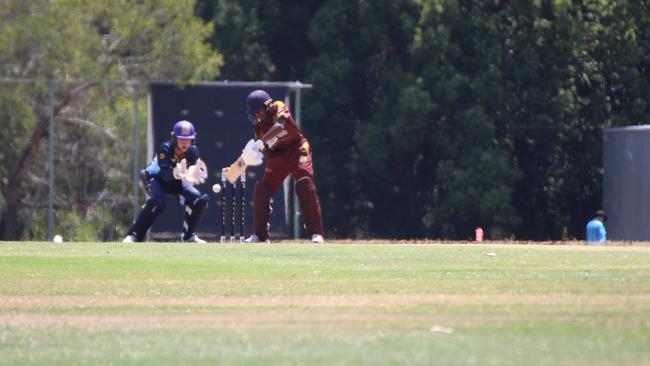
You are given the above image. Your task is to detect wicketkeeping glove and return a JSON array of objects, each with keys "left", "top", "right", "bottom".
[
  {"left": 185, "top": 159, "right": 208, "bottom": 185},
  {"left": 173, "top": 159, "right": 188, "bottom": 180}
]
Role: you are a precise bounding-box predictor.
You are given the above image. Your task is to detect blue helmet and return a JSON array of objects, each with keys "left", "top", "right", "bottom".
[
  {"left": 246, "top": 90, "right": 271, "bottom": 121},
  {"left": 171, "top": 120, "right": 196, "bottom": 140}
]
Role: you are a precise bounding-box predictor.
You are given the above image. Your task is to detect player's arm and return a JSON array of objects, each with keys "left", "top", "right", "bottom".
[
  {"left": 147, "top": 143, "right": 176, "bottom": 182},
  {"left": 257, "top": 102, "right": 293, "bottom": 149},
  {"left": 258, "top": 116, "right": 287, "bottom": 150},
  {"left": 186, "top": 145, "right": 200, "bottom": 166}
]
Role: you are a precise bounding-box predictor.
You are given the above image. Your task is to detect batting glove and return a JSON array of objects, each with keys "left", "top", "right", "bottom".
[{"left": 242, "top": 139, "right": 264, "bottom": 166}]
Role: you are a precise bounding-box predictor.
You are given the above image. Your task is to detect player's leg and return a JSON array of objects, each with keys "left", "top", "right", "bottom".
[
  {"left": 180, "top": 180, "right": 209, "bottom": 242},
  {"left": 250, "top": 163, "right": 290, "bottom": 242},
  {"left": 124, "top": 179, "right": 166, "bottom": 242},
  {"left": 292, "top": 146, "right": 325, "bottom": 242}
]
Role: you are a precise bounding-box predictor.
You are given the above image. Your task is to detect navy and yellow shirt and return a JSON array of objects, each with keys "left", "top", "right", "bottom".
[{"left": 145, "top": 139, "right": 200, "bottom": 182}]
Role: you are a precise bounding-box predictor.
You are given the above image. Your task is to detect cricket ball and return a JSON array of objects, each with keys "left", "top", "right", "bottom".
[{"left": 212, "top": 183, "right": 221, "bottom": 193}]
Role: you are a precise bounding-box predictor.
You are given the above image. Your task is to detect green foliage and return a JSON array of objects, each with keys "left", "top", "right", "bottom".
[
  {"left": 0, "top": 0, "right": 222, "bottom": 240},
  {"left": 197, "top": 0, "right": 321, "bottom": 80},
  {"left": 190, "top": 0, "right": 650, "bottom": 239},
  {"left": 1, "top": 0, "right": 223, "bottom": 81},
  {"left": 196, "top": 0, "right": 273, "bottom": 80},
  {"left": 0, "top": 87, "right": 35, "bottom": 212},
  {"left": 3, "top": 0, "right": 650, "bottom": 240}
]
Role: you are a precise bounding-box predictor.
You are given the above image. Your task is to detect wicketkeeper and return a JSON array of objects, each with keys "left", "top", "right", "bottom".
[
  {"left": 123, "top": 120, "right": 209, "bottom": 243},
  {"left": 241, "top": 90, "right": 325, "bottom": 243}
]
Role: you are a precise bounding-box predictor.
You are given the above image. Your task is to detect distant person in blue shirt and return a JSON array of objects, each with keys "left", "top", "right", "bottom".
[{"left": 586, "top": 210, "right": 607, "bottom": 245}]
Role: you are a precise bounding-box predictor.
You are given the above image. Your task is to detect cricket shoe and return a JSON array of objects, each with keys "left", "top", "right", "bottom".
[
  {"left": 122, "top": 235, "right": 137, "bottom": 243},
  {"left": 311, "top": 234, "right": 325, "bottom": 243},
  {"left": 182, "top": 234, "right": 207, "bottom": 243},
  {"left": 244, "top": 234, "right": 270, "bottom": 244}
]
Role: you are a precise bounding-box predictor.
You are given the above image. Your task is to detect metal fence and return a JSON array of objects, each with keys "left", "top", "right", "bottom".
[
  {"left": 0, "top": 78, "right": 310, "bottom": 241},
  {"left": 0, "top": 78, "right": 145, "bottom": 241}
]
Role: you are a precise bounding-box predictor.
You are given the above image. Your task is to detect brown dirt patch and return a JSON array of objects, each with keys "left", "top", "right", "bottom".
[
  {"left": 2, "top": 293, "right": 650, "bottom": 308},
  {"left": 2, "top": 293, "right": 649, "bottom": 330},
  {"left": 2, "top": 311, "right": 648, "bottom": 331}
]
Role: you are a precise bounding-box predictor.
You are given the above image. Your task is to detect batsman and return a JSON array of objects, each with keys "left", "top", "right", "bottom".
[
  {"left": 123, "top": 120, "right": 209, "bottom": 243},
  {"left": 239, "top": 90, "right": 325, "bottom": 243}
]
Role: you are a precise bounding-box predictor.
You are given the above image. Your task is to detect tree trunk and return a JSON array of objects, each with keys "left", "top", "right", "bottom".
[
  {"left": 1, "top": 118, "right": 49, "bottom": 240},
  {"left": 1, "top": 186, "right": 23, "bottom": 240}
]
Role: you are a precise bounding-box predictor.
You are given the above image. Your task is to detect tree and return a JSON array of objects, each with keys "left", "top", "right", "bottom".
[
  {"left": 195, "top": 0, "right": 273, "bottom": 80},
  {"left": 142, "top": 0, "right": 650, "bottom": 239},
  {"left": 0, "top": 0, "right": 222, "bottom": 240}
]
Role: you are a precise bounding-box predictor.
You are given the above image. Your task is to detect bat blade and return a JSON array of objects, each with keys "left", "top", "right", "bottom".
[{"left": 223, "top": 155, "right": 247, "bottom": 184}]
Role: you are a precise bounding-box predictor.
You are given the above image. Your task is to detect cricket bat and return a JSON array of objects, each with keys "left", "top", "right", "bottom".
[{"left": 222, "top": 155, "right": 247, "bottom": 184}]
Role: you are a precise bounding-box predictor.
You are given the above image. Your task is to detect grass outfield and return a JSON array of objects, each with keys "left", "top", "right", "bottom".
[{"left": 0, "top": 242, "right": 649, "bottom": 365}]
